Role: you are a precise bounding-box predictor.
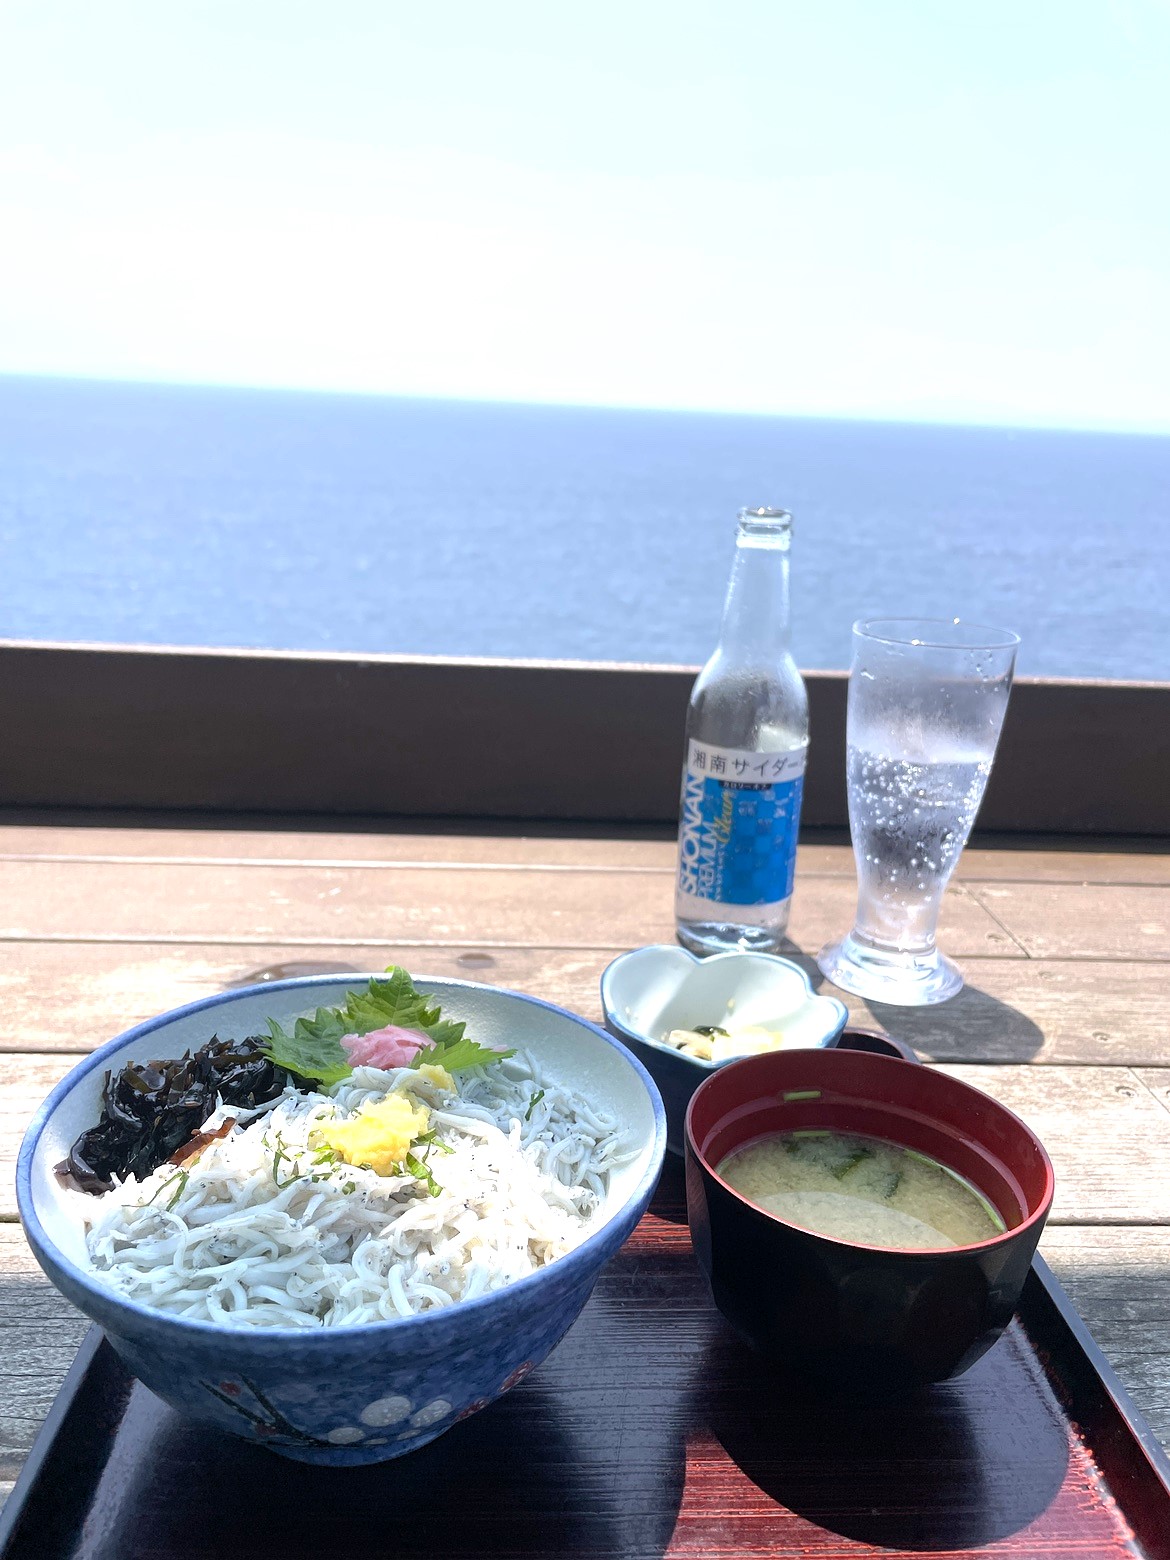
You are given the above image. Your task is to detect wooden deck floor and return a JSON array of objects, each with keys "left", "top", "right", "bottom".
[{"left": 1, "top": 820, "right": 1168, "bottom": 1507}]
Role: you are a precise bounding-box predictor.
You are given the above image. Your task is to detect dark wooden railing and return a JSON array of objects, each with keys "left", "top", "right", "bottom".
[{"left": 1, "top": 641, "right": 1168, "bottom": 835}]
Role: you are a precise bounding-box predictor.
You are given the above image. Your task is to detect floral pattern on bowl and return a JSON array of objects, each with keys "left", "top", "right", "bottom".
[{"left": 201, "top": 1370, "right": 525, "bottom": 1451}]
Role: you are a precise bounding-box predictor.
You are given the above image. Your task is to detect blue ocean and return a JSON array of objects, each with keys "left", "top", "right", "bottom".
[{"left": 1, "top": 375, "right": 1166, "bottom": 680}]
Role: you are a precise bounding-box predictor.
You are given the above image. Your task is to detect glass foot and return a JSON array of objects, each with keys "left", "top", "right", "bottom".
[{"left": 816, "top": 930, "right": 963, "bottom": 1006}]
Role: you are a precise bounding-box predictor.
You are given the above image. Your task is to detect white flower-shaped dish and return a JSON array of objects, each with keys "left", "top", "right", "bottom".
[{"left": 600, "top": 946, "right": 849, "bottom": 1153}]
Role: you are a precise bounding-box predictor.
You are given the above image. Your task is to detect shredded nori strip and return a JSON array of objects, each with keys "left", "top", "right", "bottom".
[{"left": 59, "top": 1034, "right": 294, "bottom": 1194}]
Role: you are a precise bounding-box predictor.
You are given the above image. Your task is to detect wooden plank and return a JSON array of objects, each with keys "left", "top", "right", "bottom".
[
  {"left": 831, "top": 958, "right": 1170, "bottom": 1067},
  {"left": 1135, "top": 1068, "right": 1170, "bottom": 1116},
  {"left": 967, "top": 882, "right": 1170, "bottom": 959},
  {"left": 5, "top": 1058, "right": 1167, "bottom": 1226},
  {"left": 0, "top": 825, "right": 681, "bottom": 871},
  {"left": 958, "top": 845, "right": 1170, "bottom": 887},
  {"left": 1039, "top": 1225, "right": 1170, "bottom": 1452},
  {"left": 0, "top": 944, "right": 611, "bottom": 1053},
  {"left": 0, "top": 1226, "right": 88, "bottom": 1468},
  {"left": 4, "top": 944, "right": 1170, "bottom": 1068},
  {"left": 937, "top": 1064, "right": 1170, "bottom": 1224},
  {"left": 0, "top": 857, "right": 679, "bottom": 947},
  {"left": 3, "top": 643, "right": 1169, "bottom": 834},
  {"left": 2, "top": 1058, "right": 79, "bottom": 1219},
  {"left": 1, "top": 823, "right": 1166, "bottom": 886},
  {"left": 0, "top": 859, "right": 1014, "bottom": 957}
]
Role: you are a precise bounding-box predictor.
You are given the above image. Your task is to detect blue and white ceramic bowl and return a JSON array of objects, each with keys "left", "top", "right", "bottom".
[
  {"left": 601, "top": 946, "right": 848, "bottom": 1154},
  {"left": 17, "top": 975, "right": 666, "bottom": 1466}
]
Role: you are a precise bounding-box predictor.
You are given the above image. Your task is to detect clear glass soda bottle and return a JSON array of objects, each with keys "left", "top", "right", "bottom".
[{"left": 675, "top": 506, "right": 810, "bottom": 954}]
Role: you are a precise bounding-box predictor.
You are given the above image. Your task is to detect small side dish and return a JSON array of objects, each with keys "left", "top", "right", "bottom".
[
  {"left": 601, "top": 946, "right": 847, "bottom": 1153},
  {"left": 602, "top": 946, "right": 847, "bottom": 1068},
  {"left": 662, "top": 1022, "right": 787, "bottom": 1062}
]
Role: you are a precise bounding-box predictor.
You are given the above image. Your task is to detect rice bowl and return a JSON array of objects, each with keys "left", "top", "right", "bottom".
[{"left": 18, "top": 974, "right": 666, "bottom": 1465}]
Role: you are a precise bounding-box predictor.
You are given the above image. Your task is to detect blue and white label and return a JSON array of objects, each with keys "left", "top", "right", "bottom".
[{"left": 676, "top": 739, "right": 807, "bottom": 923}]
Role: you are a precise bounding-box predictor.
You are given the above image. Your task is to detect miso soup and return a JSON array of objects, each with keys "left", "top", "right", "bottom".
[{"left": 717, "top": 1130, "right": 1005, "bottom": 1249}]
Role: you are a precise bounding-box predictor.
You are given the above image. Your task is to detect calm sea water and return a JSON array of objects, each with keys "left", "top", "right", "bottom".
[{"left": 1, "top": 375, "right": 1167, "bottom": 679}]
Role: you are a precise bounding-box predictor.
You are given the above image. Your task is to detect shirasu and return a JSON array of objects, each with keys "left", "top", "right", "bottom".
[{"left": 81, "top": 1051, "right": 633, "bottom": 1328}]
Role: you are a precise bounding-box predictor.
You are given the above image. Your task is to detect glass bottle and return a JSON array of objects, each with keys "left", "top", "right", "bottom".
[{"left": 674, "top": 507, "right": 810, "bottom": 955}]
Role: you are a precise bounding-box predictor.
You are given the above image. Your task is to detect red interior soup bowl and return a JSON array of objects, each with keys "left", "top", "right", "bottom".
[{"left": 685, "top": 1048, "right": 1054, "bottom": 1388}]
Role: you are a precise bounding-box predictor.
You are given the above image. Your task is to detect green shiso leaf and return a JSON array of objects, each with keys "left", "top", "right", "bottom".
[
  {"left": 263, "top": 1014, "right": 353, "bottom": 1087},
  {"left": 346, "top": 967, "right": 466, "bottom": 1049},
  {"left": 261, "top": 966, "right": 510, "bottom": 1085},
  {"left": 411, "top": 1034, "right": 512, "bottom": 1073}
]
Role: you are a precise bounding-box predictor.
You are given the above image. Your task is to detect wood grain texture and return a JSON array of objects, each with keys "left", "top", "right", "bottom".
[
  {"left": 0, "top": 823, "right": 1166, "bottom": 884},
  {"left": 0, "top": 944, "right": 614, "bottom": 1053},
  {"left": 0, "top": 1227, "right": 88, "bottom": 1468},
  {"left": 954, "top": 845, "right": 1170, "bottom": 886},
  {"left": 1040, "top": 1225, "right": 1170, "bottom": 1451},
  {"left": 834, "top": 958, "right": 1170, "bottom": 1066},
  {"left": 0, "top": 825, "right": 682, "bottom": 870},
  {"left": 0, "top": 858, "right": 1016, "bottom": 958},
  {"left": 937, "top": 1064, "right": 1170, "bottom": 1224},
  {"left": 1136, "top": 1068, "right": 1170, "bottom": 1116},
  {"left": 4, "top": 944, "right": 1170, "bottom": 1068},
  {"left": 967, "top": 881, "right": 1170, "bottom": 959},
  {"left": 0, "top": 1058, "right": 77, "bottom": 1219}
]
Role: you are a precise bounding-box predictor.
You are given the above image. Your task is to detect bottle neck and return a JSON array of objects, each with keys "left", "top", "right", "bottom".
[{"left": 717, "top": 509, "right": 793, "bottom": 655}]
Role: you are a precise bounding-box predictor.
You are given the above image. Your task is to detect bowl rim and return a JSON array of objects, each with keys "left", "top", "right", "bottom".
[
  {"left": 17, "top": 972, "right": 668, "bottom": 1344},
  {"left": 684, "top": 1048, "right": 1055, "bottom": 1258},
  {"left": 600, "top": 944, "right": 849, "bottom": 1070}
]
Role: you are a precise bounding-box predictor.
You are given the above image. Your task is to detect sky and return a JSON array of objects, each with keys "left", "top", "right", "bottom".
[{"left": 0, "top": 1, "right": 1167, "bottom": 431}]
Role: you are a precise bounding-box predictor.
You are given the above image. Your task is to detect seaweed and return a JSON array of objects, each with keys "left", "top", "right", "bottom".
[
  {"left": 830, "top": 1147, "right": 873, "bottom": 1180},
  {"left": 58, "top": 1034, "right": 294, "bottom": 1194}
]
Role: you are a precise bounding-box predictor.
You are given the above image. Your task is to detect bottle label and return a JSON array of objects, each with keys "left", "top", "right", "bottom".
[{"left": 676, "top": 739, "right": 807, "bottom": 921}]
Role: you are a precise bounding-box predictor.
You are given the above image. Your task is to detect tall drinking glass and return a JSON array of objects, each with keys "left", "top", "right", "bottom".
[{"left": 817, "top": 619, "right": 1019, "bottom": 1005}]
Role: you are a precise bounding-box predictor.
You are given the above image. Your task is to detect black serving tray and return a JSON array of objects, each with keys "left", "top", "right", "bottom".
[{"left": 3, "top": 1031, "right": 1169, "bottom": 1560}]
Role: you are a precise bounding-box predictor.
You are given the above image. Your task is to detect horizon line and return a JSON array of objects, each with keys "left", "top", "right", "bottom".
[{"left": 1, "top": 366, "right": 1169, "bottom": 440}]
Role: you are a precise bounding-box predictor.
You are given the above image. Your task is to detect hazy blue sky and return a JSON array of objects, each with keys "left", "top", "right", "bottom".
[{"left": 1, "top": 1, "right": 1167, "bottom": 430}]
